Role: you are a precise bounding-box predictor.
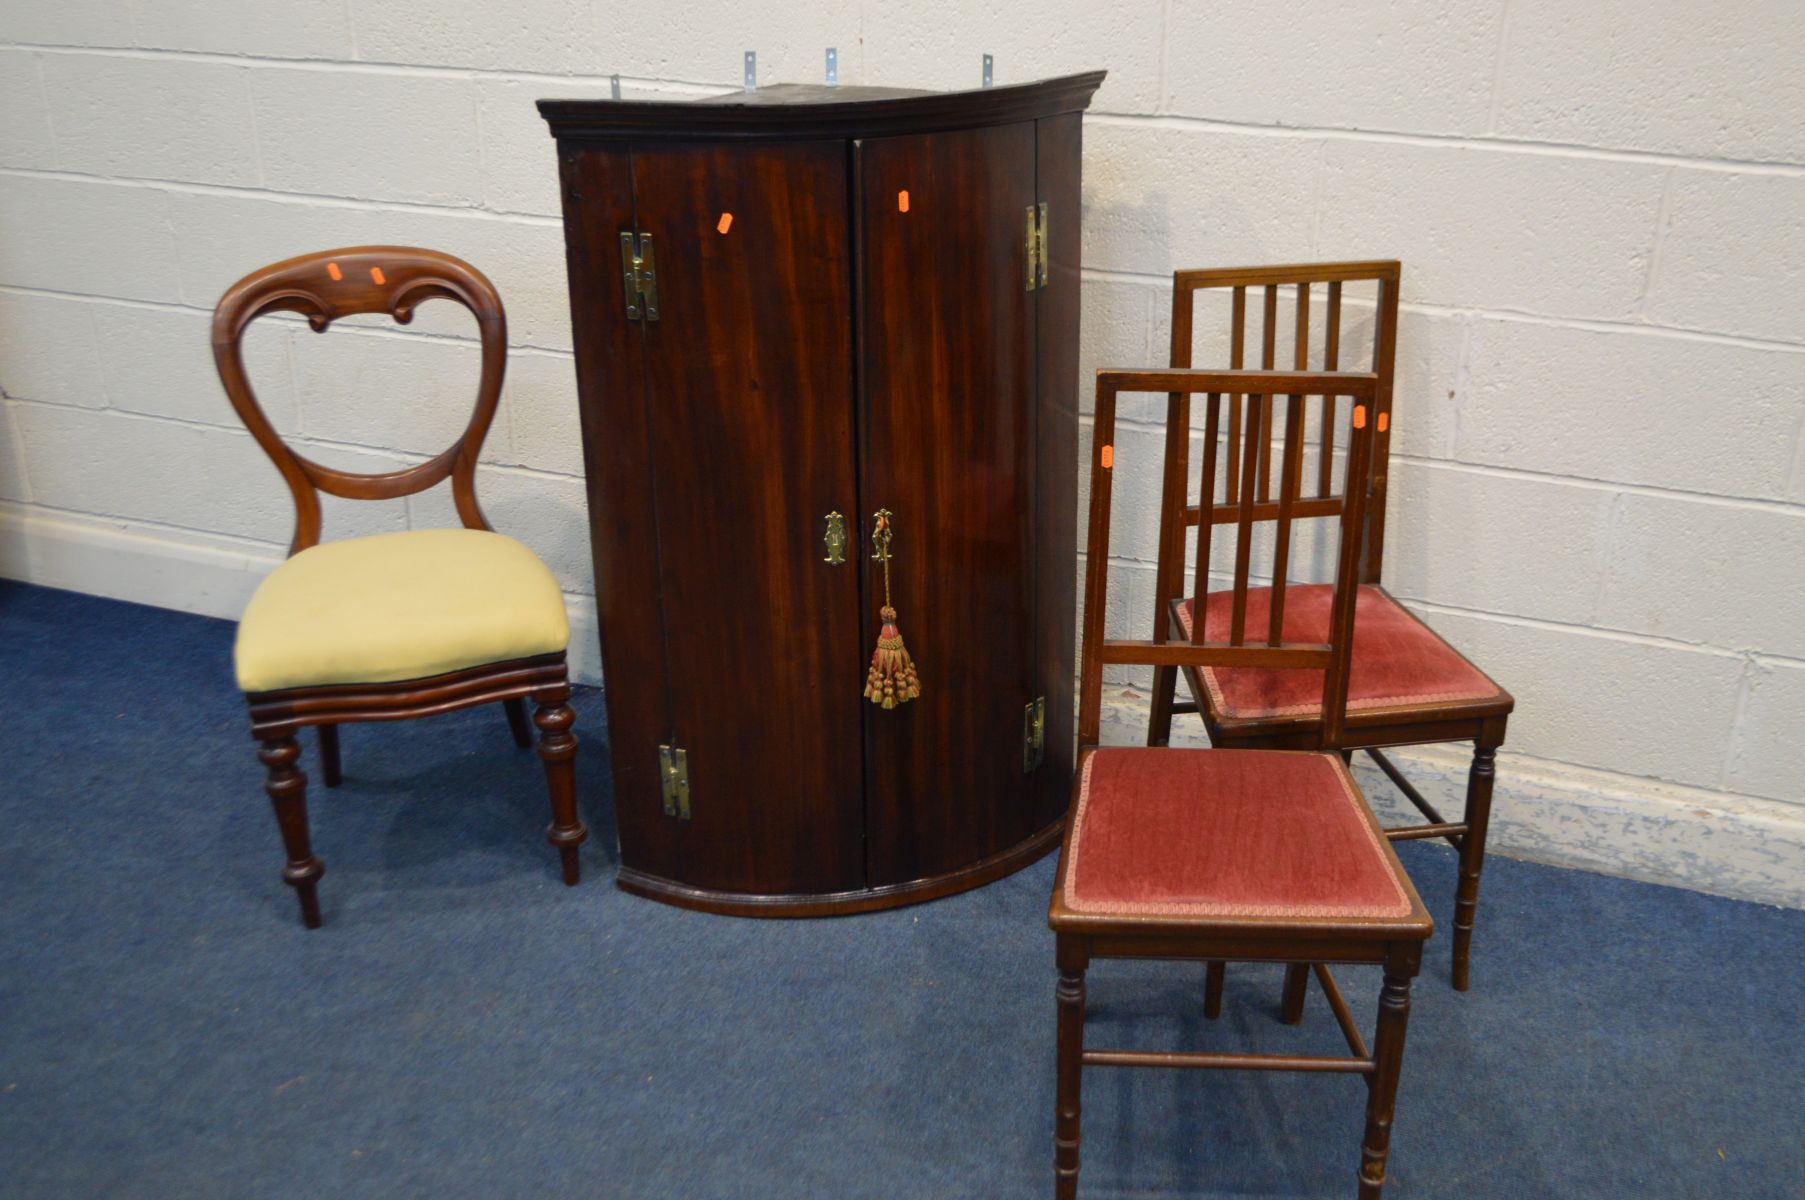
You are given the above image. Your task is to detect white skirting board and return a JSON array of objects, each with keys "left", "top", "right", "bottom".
[{"left": 2, "top": 505, "right": 1798, "bottom": 910}]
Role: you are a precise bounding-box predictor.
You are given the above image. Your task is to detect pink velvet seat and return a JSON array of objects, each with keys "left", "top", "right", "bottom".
[
  {"left": 1062, "top": 748, "right": 1413, "bottom": 920},
  {"left": 1176, "top": 584, "right": 1503, "bottom": 722}
]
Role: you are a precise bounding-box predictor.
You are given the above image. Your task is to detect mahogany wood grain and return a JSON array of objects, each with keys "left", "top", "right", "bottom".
[
  {"left": 259, "top": 736, "right": 323, "bottom": 929},
  {"left": 858, "top": 121, "right": 1037, "bottom": 885},
  {"left": 1227, "top": 288, "right": 1246, "bottom": 501},
  {"left": 503, "top": 697, "right": 533, "bottom": 749},
  {"left": 1364, "top": 271, "right": 1402, "bottom": 584},
  {"left": 1146, "top": 263, "right": 1196, "bottom": 748},
  {"left": 1203, "top": 959, "right": 1226, "bottom": 1018},
  {"left": 1188, "top": 394, "right": 1221, "bottom": 645},
  {"left": 533, "top": 682, "right": 587, "bottom": 887},
  {"left": 617, "top": 816, "right": 1063, "bottom": 918},
  {"left": 1280, "top": 961, "right": 1311, "bottom": 1024},
  {"left": 245, "top": 654, "right": 568, "bottom": 733},
  {"left": 1321, "top": 281, "right": 1343, "bottom": 497},
  {"left": 555, "top": 143, "right": 682, "bottom": 886},
  {"left": 211, "top": 247, "right": 506, "bottom": 556},
  {"left": 1098, "top": 640, "right": 1332, "bottom": 668},
  {"left": 317, "top": 723, "right": 343, "bottom": 788},
  {"left": 241, "top": 659, "right": 585, "bottom": 926},
  {"left": 1032, "top": 112, "right": 1083, "bottom": 836},
  {"left": 1257, "top": 285, "right": 1278, "bottom": 501},
  {"left": 1452, "top": 732, "right": 1502, "bottom": 990},
  {"left": 544, "top": 75, "right": 1102, "bottom": 915},
  {"left": 1229, "top": 395, "right": 1263, "bottom": 643},
  {"left": 1359, "top": 963, "right": 1418, "bottom": 1199},
  {"left": 632, "top": 139, "right": 865, "bottom": 897},
  {"left": 1055, "top": 946, "right": 1087, "bottom": 1200}
]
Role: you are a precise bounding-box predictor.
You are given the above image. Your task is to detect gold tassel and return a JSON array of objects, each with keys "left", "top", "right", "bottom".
[
  {"left": 864, "top": 509, "right": 921, "bottom": 708},
  {"left": 864, "top": 604, "right": 921, "bottom": 709}
]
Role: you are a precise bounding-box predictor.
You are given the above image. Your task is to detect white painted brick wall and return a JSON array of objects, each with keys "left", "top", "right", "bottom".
[
  {"left": 1490, "top": 0, "right": 1805, "bottom": 163},
  {"left": 1644, "top": 172, "right": 1805, "bottom": 342},
  {"left": 1458, "top": 321, "right": 1804, "bottom": 499},
  {"left": 43, "top": 53, "right": 261, "bottom": 186},
  {"left": 1, "top": 1, "right": 1802, "bottom": 901},
  {"left": 1164, "top": 0, "right": 1505, "bottom": 134}
]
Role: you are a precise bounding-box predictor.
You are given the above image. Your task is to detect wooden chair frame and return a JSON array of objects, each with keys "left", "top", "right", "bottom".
[
  {"left": 1144, "top": 262, "right": 1512, "bottom": 992},
  {"left": 212, "top": 246, "right": 585, "bottom": 928},
  {"left": 1051, "top": 367, "right": 1431, "bottom": 1199}
]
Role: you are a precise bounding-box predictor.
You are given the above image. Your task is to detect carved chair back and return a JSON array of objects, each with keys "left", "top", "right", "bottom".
[
  {"left": 1157, "top": 261, "right": 1400, "bottom": 596},
  {"left": 1081, "top": 367, "right": 1379, "bottom": 752},
  {"left": 210, "top": 246, "right": 507, "bottom": 556}
]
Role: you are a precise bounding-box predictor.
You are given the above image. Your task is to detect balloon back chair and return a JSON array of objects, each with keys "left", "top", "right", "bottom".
[{"left": 211, "top": 246, "right": 586, "bottom": 928}]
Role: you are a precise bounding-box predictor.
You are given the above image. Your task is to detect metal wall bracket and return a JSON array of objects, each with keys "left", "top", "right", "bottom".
[
  {"left": 658, "top": 743, "right": 691, "bottom": 820},
  {"left": 610, "top": 73, "right": 621, "bottom": 100},
  {"left": 826, "top": 47, "right": 838, "bottom": 86},
  {"left": 1025, "top": 202, "right": 1049, "bottom": 290},
  {"left": 1023, "top": 696, "right": 1046, "bottom": 773},
  {"left": 744, "top": 50, "right": 757, "bottom": 91},
  {"left": 620, "top": 231, "right": 659, "bottom": 321},
  {"left": 982, "top": 53, "right": 994, "bottom": 88}
]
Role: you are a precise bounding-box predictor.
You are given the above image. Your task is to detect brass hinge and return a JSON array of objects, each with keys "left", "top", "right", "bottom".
[
  {"left": 1025, "top": 202, "right": 1048, "bottom": 290},
  {"left": 620, "top": 231, "right": 659, "bottom": 321},
  {"left": 1023, "top": 695, "right": 1046, "bottom": 773},
  {"left": 658, "top": 743, "right": 690, "bottom": 819}
]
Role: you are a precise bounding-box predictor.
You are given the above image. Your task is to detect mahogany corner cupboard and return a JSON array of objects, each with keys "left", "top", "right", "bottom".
[{"left": 540, "top": 72, "right": 1103, "bottom": 915}]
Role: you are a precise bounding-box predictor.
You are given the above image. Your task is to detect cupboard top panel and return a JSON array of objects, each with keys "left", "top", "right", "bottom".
[{"left": 539, "top": 71, "right": 1104, "bottom": 143}]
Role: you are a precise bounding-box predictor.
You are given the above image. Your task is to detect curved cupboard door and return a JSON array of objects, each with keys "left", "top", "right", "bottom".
[
  {"left": 857, "top": 122, "right": 1040, "bottom": 885},
  {"left": 631, "top": 140, "right": 866, "bottom": 896},
  {"left": 557, "top": 141, "right": 681, "bottom": 886},
  {"left": 1032, "top": 113, "right": 1083, "bottom": 834}
]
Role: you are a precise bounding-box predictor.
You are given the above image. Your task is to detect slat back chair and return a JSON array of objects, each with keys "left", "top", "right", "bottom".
[
  {"left": 1149, "top": 260, "right": 1400, "bottom": 742},
  {"left": 1050, "top": 366, "right": 1431, "bottom": 1200},
  {"left": 1082, "top": 366, "right": 1375, "bottom": 748},
  {"left": 213, "top": 247, "right": 585, "bottom": 928},
  {"left": 1144, "top": 261, "right": 1512, "bottom": 994}
]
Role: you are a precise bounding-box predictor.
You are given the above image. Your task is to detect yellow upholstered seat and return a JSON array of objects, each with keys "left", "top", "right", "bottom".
[{"left": 235, "top": 528, "right": 569, "bottom": 693}]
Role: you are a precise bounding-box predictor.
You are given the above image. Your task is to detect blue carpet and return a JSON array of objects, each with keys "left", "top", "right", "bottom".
[{"left": 0, "top": 579, "right": 1800, "bottom": 1199}]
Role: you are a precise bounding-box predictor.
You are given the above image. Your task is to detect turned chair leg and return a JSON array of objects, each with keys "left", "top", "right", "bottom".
[
  {"left": 532, "top": 685, "right": 587, "bottom": 886},
  {"left": 1203, "top": 960, "right": 1226, "bottom": 1019},
  {"left": 318, "top": 723, "right": 343, "bottom": 788},
  {"left": 259, "top": 736, "right": 325, "bottom": 929},
  {"left": 503, "top": 697, "right": 533, "bottom": 749},
  {"left": 1055, "top": 949, "right": 1087, "bottom": 1200},
  {"left": 1452, "top": 738, "right": 1500, "bottom": 991},
  {"left": 1279, "top": 962, "right": 1311, "bottom": 1024},
  {"left": 1148, "top": 664, "right": 1179, "bottom": 747},
  {"left": 1358, "top": 962, "right": 1417, "bottom": 1199}
]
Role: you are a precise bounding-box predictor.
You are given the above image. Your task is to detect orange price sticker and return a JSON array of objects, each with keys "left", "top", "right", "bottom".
[
  {"left": 897, "top": 190, "right": 910, "bottom": 213},
  {"left": 717, "top": 212, "right": 733, "bottom": 234},
  {"left": 369, "top": 267, "right": 386, "bottom": 285},
  {"left": 325, "top": 262, "right": 342, "bottom": 281},
  {"left": 1100, "top": 444, "right": 1114, "bottom": 469}
]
